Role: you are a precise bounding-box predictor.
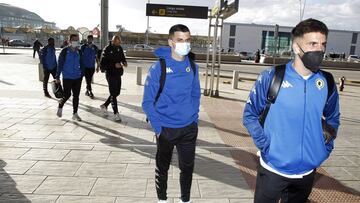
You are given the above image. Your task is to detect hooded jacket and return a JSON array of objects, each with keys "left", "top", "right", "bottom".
[{"left": 142, "top": 46, "right": 201, "bottom": 134}]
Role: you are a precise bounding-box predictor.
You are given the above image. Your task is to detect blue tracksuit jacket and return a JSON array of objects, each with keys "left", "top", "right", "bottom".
[
  {"left": 142, "top": 46, "right": 201, "bottom": 135},
  {"left": 243, "top": 61, "right": 340, "bottom": 175}
]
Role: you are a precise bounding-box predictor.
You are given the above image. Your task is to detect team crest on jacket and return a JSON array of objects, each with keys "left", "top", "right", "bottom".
[
  {"left": 316, "top": 78, "right": 325, "bottom": 90},
  {"left": 186, "top": 67, "right": 191, "bottom": 72}
]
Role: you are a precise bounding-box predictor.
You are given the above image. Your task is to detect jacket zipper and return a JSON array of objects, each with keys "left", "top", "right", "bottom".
[{"left": 299, "top": 80, "right": 307, "bottom": 172}]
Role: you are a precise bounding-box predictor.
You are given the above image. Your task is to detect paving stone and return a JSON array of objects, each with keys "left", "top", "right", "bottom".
[
  {"left": 0, "top": 174, "right": 46, "bottom": 194},
  {"left": 26, "top": 161, "right": 81, "bottom": 176},
  {"left": 198, "top": 179, "right": 253, "bottom": 198},
  {"left": 63, "top": 150, "right": 110, "bottom": 162},
  {"left": 34, "top": 176, "right": 96, "bottom": 195},
  {"left": 107, "top": 151, "right": 151, "bottom": 164},
  {"left": 56, "top": 195, "right": 115, "bottom": 203},
  {"left": 0, "top": 147, "right": 30, "bottom": 159},
  {"left": 0, "top": 159, "right": 36, "bottom": 174},
  {"left": 75, "top": 162, "right": 126, "bottom": 178},
  {"left": 0, "top": 194, "right": 58, "bottom": 203},
  {"left": 20, "top": 149, "right": 69, "bottom": 161},
  {"left": 90, "top": 178, "right": 147, "bottom": 197}
]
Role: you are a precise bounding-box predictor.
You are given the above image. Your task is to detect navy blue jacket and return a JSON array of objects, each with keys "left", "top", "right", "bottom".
[
  {"left": 40, "top": 45, "right": 57, "bottom": 70},
  {"left": 56, "top": 46, "right": 84, "bottom": 80},
  {"left": 243, "top": 61, "right": 340, "bottom": 175},
  {"left": 80, "top": 43, "right": 99, "bottom": 68}
]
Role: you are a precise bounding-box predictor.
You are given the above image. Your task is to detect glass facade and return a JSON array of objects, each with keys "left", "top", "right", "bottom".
[{"left": 261, "top": 30, "right": 291, "bottom": 54}]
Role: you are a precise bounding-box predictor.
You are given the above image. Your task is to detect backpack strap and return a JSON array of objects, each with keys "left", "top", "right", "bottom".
[
  {"left": 320, "top": 70, "right": 335, "bottom": 101},
  {"left": 259, "top": 64, "right": 286, "bottom": 127},
  {"left": 154, "top": 58, "right": 166, "bottom": 105},
  {"left": 189, "top": 58, "right": 196, "bottom": 76}
]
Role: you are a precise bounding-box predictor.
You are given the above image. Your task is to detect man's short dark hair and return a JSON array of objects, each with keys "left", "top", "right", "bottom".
[
  {"left": 87, "top": 35, "right": 93, "bottom": 39},
  {"left": 48, "top": 37, "right": 54, "bottom": 42},
  {"left": 69, "top": 34, "right": 78, "bottom": 41},
  {"left": 291, "top": 18, "right": 328, "bottom": 40},
  {"left": 169, "top": 24, "right": 190, "bottom": 39}
]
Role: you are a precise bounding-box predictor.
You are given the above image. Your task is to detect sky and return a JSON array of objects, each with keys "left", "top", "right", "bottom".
[{"left": 1, "top": 0, "right": 359, "bottom": 35}]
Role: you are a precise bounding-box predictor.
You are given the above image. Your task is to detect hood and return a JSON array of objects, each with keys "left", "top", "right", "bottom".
[{"left": 154, "top": 46, "right": 172, "bottom": 59}]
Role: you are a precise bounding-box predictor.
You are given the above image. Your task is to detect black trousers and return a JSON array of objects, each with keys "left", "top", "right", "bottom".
[
  {"left": 84, "top": 68, "right": 95, "bottom": 91},
  {"left": 254, "top": 165, "right": 316, "bottom": 203},
  {"left": 156, "top": 122, "right": 198, "bottom": 202},
  {"left": 103, "top": 73, "right": 121, "bottom": 114},
  {"left": 33, "top": 49, "right": 40, "bottom": 58},
  {"left": 58, "top": 78, "right": 82, "bottom": 114},
  {"left": 43, "top": 68, "right": 56, "bottom": 92}
]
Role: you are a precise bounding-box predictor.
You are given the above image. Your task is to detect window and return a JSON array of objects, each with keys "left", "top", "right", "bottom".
[
  {"left": 352, "top": 33, "right": 358, "bottom": 44},
  {"left": 350, "top": 46, "right": 356, "bottom": 55},
  {"left": 229, "top": 38, "right": 235, "bottom": 48},
  {"left": 230, "top": 25, "right": 236, "bottom": 37}
]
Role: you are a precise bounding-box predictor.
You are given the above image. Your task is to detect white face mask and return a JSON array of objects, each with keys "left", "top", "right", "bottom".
[
  {"left": 174, "top": 42, "right": 191, "bottom": 56},
  {"left": 70, "top": 41, "right": 80, "bottom": 48}
]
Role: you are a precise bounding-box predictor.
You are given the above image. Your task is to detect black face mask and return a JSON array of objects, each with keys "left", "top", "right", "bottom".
[{"left": 298, "top": 45, "right": 324, "bottom": 72}]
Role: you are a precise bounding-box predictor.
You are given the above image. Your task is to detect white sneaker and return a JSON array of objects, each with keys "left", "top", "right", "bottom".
[
  {"left": 114, "top": 113, "right": 122, "bottom": 122},
  {"left": 56, "top": 108, "right": 62, "bottom": 118},
  {"left": 179, "top": 200, "right": 191, "bottom": 203},
  {"left": 158, "top": 200, "right": 168, "bottom": 203},
  {"left": 100, "top": 104, "right": 108, "bottom": 116},
  {"left": 72, "top": 113, "right": 82, "bottom": 121}
]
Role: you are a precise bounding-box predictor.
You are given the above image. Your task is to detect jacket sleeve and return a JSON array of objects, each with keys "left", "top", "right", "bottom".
[
  {"left": 120, "top": 46, "right": 127, "bottom": 65},
  {"left": 323, "top": 80, "right": 340, "bottom": 154},
  {"left": 100, "top": 46, "right": 110, "bottom": 68},
  {"left": 242, "top": 68, "right": 274, "bottom": 153},
  {"left": 142, "top": 62, "right": 162, "bottom": 135},
  {"left": 56, "top": 48, "right": 66, "bottom": 80},
  {"left": 191, "top": 63, "right": 201, "bottom": 122}
]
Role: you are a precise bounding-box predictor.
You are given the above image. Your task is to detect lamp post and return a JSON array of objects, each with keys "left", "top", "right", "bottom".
[
  {"left": 101, "top": 0, "right": 109, "bottom": 49},
  {"left": 145, "top": 0, "right": 150, "bottom": 45}
]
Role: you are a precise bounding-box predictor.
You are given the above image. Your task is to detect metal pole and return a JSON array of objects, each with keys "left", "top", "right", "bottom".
[
  {"left": 214, "top": 17, "right": 223, "bottom": 97},
  {"left": 100, "top": 0, "right": 109, "bottom": 49},
  {"left": 146, "top": 0, "right": 150, "bottom": 45},
  {"left": 203, "top": 14, "right": 212, "bottom": 96},
  {"left": 210, "top": 15, "right": 219, "bottom": 97}
]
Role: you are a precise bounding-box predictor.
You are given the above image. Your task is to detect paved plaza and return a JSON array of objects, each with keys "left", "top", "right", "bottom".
[{"left": 0, "top": 49, "right": 359, "bottom": 202}]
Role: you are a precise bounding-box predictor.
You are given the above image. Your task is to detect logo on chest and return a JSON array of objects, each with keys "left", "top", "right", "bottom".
[
  {"left": 166, "top": 67, "right": 174, "bottom": 74},
  {"left": 315, "top": 78, "right": 325, "bottom": 90}
]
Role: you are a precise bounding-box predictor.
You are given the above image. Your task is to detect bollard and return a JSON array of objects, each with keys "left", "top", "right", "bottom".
[
  {"left": 136, "top": 66, "right": 142, "bottom": 85},
  {"left": 38, "top": 63, "right": 44, "bottom": 82},
  {"left": 232, "top": 70, "right": 239, "bottom": 89}
]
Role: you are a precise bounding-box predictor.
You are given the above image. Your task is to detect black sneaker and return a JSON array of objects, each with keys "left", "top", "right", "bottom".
[
  {"left": 89, "top": 92, "right": 94, "bottom": 99},
  {"left": 85, "top": 90, "right": 90, "bottom": 96},
  {"left": 44, "top": 92, "right": 51, "bottom": 98}
]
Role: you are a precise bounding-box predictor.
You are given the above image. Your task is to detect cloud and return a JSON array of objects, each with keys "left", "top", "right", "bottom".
[{"left": 226, "top": 0, "right": 360, "bottom": 31}]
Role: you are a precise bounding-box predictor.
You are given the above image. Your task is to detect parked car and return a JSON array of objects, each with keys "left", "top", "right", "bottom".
[
  {"left": 8, "top": 39, "right": 31, "bottom": 47},
  {"left": 239, "top": 51, "right": 255, "bottom": 60},
  {"left": 133, "top": 44, "right": 154, "bottom": 51},
  {"left": 347, "top": 55, "right": 360, "bottom": 63}
]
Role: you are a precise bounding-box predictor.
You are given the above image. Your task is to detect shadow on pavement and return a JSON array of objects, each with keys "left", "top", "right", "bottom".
[{"left": 0, "top": 160, "right": 31, "bottom": 202}]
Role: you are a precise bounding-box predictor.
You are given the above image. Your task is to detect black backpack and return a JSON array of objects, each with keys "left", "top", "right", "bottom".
[{"left": 258, "top": 64, "right": 335, "bottom": 127}]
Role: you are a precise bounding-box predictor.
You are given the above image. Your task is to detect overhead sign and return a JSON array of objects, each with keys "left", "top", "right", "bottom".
[{"left": 146, "top": 4, "right": 208, "bottom": 19}]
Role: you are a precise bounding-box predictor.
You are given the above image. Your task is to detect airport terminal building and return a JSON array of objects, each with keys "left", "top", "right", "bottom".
[{"left": 221, "top": 22, "right": 360, "bottom": 57}]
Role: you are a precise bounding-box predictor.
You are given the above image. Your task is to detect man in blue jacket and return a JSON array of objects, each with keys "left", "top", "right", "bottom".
[
  {"left": 142, "top": 24, "right": 201, "bottom": 203},
  {"left": 40, "top": 37, "right": 57, "bottom": 98},
  {"left": 55, "top": 34, "right": 84, "bottom": 121},
  {"left": 243, "top": 18, "right": 340, "bottom": 203},
  {"left": 80, "top": 35, "right": 99, "bottom": 99}
]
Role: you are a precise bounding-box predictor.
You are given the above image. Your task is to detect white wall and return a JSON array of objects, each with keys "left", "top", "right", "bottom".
[
  {"left": 327, "top": 31, "right": 352, "bottom": 55},
  {"left": 222, "top": 23, "right": 360, "bottom": 56}
]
